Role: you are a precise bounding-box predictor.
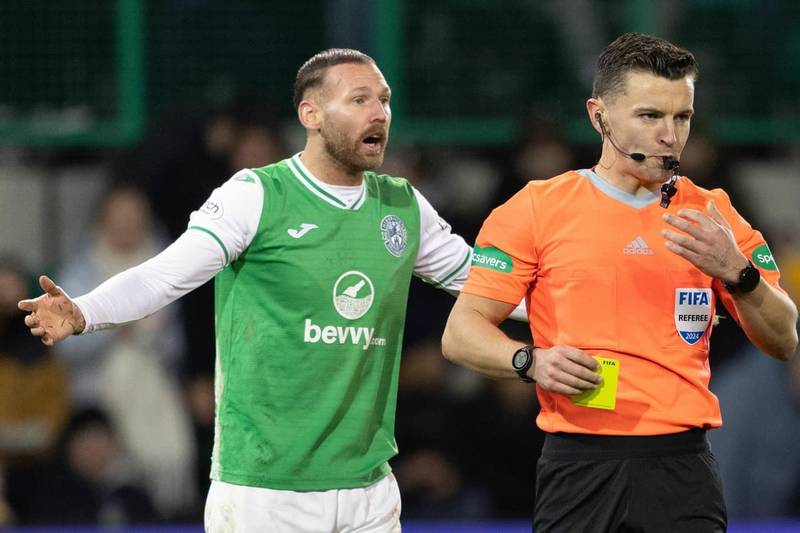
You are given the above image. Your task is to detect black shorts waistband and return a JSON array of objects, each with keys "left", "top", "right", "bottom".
[{"left": 541, "top": 428, "right": 709, "bottom": 460}]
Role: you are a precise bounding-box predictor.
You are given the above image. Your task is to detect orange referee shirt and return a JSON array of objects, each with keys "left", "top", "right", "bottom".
[{"left": 464, "top": 169, "right": 785, "bottom": 435}]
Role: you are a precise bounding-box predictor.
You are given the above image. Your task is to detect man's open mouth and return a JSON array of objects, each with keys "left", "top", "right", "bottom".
[{"left": 362, "top": 133, "right": 385, "bottom": 152}]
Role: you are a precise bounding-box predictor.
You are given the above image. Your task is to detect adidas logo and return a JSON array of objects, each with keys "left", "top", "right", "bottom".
[{"left": 623, "top": 236, "right": 654, "bottom": 255}]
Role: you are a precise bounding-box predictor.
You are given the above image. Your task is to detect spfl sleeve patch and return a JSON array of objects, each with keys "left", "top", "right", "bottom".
[{"left": 752, "top": 244, "right": 779, "bottom": 271}]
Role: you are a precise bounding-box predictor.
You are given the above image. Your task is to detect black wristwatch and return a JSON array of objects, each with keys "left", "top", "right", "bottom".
[
  {"left": 723, "top": 261, "right": 760, "bottom": 294},
  {"left": 512, "top": 345, "right": 535, "bottom": 383}
]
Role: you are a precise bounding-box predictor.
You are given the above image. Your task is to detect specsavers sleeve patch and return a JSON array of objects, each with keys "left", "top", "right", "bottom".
[{"left": 462, "top": 185, "right": 538, "bottom": 305}]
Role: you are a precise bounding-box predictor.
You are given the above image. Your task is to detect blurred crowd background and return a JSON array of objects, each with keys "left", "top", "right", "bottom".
[{"left": 1, "top": 0, "right": 799, "bottom": 527}]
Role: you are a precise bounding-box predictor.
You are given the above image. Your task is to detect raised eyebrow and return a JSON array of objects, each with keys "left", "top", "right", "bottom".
[
  {"left": 349, "top": 85, "right": 390, "bottom": 93},
  {"left": 348, "top": 85, "right": 392, "bottom": 95}
]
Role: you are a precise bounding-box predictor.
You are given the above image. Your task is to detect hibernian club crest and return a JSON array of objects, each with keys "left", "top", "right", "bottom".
[{"left": 380, "top": 215, "right": 407, "bottom": 257}]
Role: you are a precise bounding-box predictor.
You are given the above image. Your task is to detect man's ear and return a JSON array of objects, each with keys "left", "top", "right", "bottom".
[
  {"left": 298, "top": 99, "right": 321, "bottom": 130},
  {"left": 586, "top": 98, "right": 604, "bottom": 136}
]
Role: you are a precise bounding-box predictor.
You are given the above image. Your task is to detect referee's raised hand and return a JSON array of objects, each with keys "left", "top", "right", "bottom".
[{"left": 17, "top": 275, "right": 85, "bottom": 346}]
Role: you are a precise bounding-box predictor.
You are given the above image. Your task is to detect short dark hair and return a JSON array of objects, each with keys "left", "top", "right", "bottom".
[
  {"left": 592, "top": 33, "right": 699, "bottom": 100},
  {"left": 292, "top": 48, "right": 377, "bottom": 109}
]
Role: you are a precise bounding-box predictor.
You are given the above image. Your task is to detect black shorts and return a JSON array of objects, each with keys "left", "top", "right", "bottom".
[{"left": 534, "top": 429, "right": 727, "bottom": 533}]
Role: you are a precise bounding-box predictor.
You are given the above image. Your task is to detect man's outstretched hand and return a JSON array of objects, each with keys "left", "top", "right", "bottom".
[{"left": 17, "top": 275, "right": 85, "bottom": 346}]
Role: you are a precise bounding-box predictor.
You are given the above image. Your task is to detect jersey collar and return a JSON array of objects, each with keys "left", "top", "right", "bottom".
[
  {"left": 287, "top": 153, "right": 367, "bottom": 210},
  {"left": 578, "top": 168, "right": 661, "bottom": 209}
]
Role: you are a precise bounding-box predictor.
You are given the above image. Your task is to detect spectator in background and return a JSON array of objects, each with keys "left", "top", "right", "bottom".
[
  {"left": 56, "top": 187, "right": 196, "bottom": 518},
  {"left": 28, "top": 408, "right": 155, "bottom": 525},
  {"left": 229, "top": 122, "right": 286, "bottom": 172},
  {"left": 492, "top": 113, "right": 578, "bottom": 219},
  {"left": 0, "top": 255, "right": 69, "bottom": 523},
  {"left": 0, "top": 255, "right": 68, "bottom": 464},
  {"left": 511, "top": 115, "right": 576, "bottom": 183},
  {"left": 420, "top": 148, "right": 503, "bottom": 239},
  {"left": 674, "top": 124, "right": 723, "bottom": 188},
  {"left": 677, "top": 123, "right": 753, "bottom": 223},
  {"left": 57, "top": 187, "right": 185, "bottom": 406},
  {"left": 113, "top": 101, "right": 285, "bottom": 242}
]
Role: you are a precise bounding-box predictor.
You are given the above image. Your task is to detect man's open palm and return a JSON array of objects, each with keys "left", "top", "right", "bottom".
[{"left": 17, "top": 275, "right": 84, "bottom": 346}]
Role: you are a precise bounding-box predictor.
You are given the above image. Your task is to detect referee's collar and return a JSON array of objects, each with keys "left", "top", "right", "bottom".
[{"left": 578, "top": 168, "right": 661, "bottom": 209}]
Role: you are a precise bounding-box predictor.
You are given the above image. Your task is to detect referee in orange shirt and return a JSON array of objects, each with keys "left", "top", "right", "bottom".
[{"left": 442, "top": 33, "right": 798, "bottom": 532}]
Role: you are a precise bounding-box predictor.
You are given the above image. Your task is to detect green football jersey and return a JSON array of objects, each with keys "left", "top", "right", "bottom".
[{"left": 210, "top": 157, "right": 420, "bottom": 490}]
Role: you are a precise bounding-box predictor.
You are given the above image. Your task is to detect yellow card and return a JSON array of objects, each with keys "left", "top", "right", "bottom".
[{"left": 571, "top": 357, "right": 619, "bottom": 410}]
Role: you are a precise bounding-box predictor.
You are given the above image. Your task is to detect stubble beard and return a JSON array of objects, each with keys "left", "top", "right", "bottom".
[{"left": 321, "top": 125, "right": 384, "bottom": 174}]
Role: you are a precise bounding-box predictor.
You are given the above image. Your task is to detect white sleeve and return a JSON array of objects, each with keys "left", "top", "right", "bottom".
[
  {"left": 412, "top": 188, "right": 529, "bottom": 322},
  {"left": 186, "top": 169, "right": 264, "bottom": 264},
  {"left": 412, "top": 187, "right": 472, "bottom": 293},
  {"left": 74, "top": 169, "right": 264, "bottom": 333}
]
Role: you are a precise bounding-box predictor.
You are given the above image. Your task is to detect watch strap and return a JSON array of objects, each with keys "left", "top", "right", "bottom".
[
  {"left": 723, "top": 260, "right": 760, "bottom": 294},
  {"left": 513, "top": 345, "right": 535, "bottom": 383}
]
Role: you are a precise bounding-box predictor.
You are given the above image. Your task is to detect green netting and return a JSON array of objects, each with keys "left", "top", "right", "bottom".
[
  {"left": 1, "top": 0, "right": 799, "bottom": 146},
  {"left": 146, "top": 0, "right": 325, "bottom": 116},
  {"left": 0, "top": 1, "right": 116, "bottom": 130},
  {"left": 403, "top": 2, "right": 573, "bottom": 117},
  {"left": 0, "top": 0, "right": 325, "bottom": 146},
  {"left": 395, "top": 0, "right": 800, "bottom": 143}
]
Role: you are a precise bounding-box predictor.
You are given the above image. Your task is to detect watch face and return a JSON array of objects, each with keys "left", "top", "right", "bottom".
[
  {"left": 740, "top": 264, "right": 760, "bottom": 292},
  {"left": 513, "top": 349, "right": 530, "bottom": 370}
]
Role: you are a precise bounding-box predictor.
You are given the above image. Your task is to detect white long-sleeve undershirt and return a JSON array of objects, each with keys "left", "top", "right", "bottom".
[
  {"left": 74, "top": 229, "right": 223, "bottom": 333},
  {"left": 74, "top": 158, "right": 488, "bottom": 333}
]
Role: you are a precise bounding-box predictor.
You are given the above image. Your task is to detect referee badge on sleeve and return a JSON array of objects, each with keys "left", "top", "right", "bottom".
[{"left": 674, "top": 288, "right": 713, "bottom": 345}]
